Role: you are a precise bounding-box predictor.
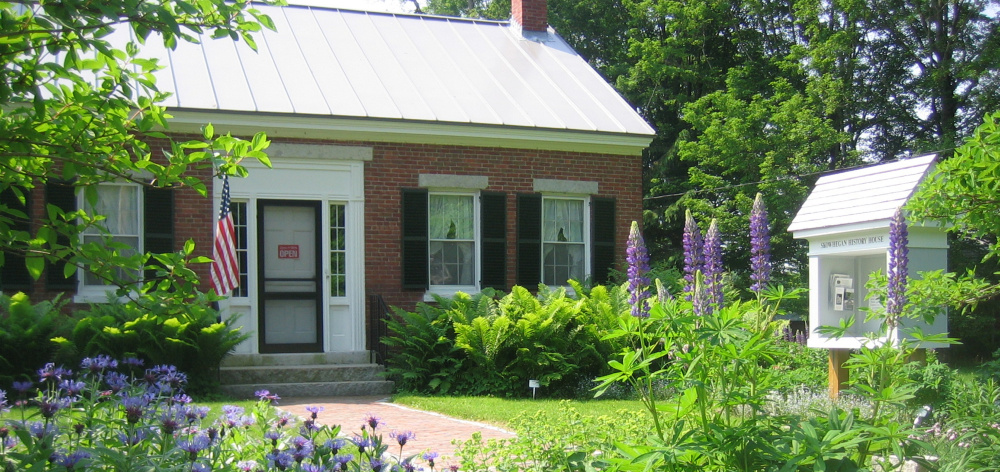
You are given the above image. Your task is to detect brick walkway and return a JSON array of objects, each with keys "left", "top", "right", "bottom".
[{"left": 279, "top": 396, "right": 516, "bottom": 469}]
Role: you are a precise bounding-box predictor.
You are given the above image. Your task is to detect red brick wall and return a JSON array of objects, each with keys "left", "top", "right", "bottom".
[
  {"left": 511, "top": 0, "right": 548, "bottom": 32},
  {"left": 363, "top": 141, "right": 642, "bottom": 314}
]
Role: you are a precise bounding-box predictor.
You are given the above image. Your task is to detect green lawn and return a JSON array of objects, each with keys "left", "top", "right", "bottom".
[{"left": 390, "top": 394, "right": 648, "bottom": 427}]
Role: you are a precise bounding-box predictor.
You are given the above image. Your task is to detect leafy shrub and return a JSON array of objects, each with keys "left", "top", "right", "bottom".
[
  {"left": 383, "top": 283, "right": 629, "bottom": 397},
  {"left": 54, "top": 294, "right": 248, "bottom": 393},
  {"left": 0, "top": 292, "right": 70, "bottom": 388},
  {"left": 768, "top": 339, "right": 828, "bottom": 394}
]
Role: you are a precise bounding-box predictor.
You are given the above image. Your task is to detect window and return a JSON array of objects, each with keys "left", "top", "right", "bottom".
[
  {"left": 428, "top": 194, "right": 476, "bottom": 286},
  {"left": 517, "top": 193, "right": 616, "bottom": 287},
  {"left": 401, "top": 189, "right": 506, "bottom": 292},
  {"left": 330, "top": 203, "right": 347, "bottom": 297},
  {"left": 73, "top": 182, "right": 174, "bottom": 299},
  {"left": 232, "top": 201, "right": 249, "bottom": 297},
  {"left": 81, "top": 183, "right": 142, "bottom": 287},
  {"left": 542, "top": 197, "right": 586, "bottom": 285}
]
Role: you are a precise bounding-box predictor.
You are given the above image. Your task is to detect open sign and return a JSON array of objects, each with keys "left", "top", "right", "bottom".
[{"left": 277, "top": 245, "right": 300, "bottom": 259}]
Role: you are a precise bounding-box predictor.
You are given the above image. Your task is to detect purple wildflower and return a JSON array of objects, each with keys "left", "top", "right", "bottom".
[
  {"left": 183, "top": 405, "right": 211, "bottom": 423},
  {"left": 353, "top": 435, "right": 375, "bottom": 454},
  {"left": 333, "top": 454, "right": 354, "bottom": 469},
  {"left": 369, "top": 458, "right": 386, "bottom": 471},
  {"left": 749, "top": 193, "right": 772, "bottom": 293},
  {"left": 703, "top": 219, "right": 723, "bottom": 311},
  {"left": 38, "top": 363, "right": 72, "bottom": 384},
  {"left": 80, "top": 355, "right": 118, "bottom": 373},
  {"left": 325, "top": 438, "right": 346, "bottom": 454},
  {"left": 38, "top": 395, "right": 71, "bottom": 419},
  {"left": 887, "top": 208, "right": 909, "bottom": 320},
  {"left": 683, "top": 210, "right": 704, "bottom": 297},
  {"left": 59, "top": 379, "right": 86, "bottom": 397},
  {"left": 236, "top": 460, "right": 259, "bottom": 472},
  {"left": 302, "top": 464, "right": 326, "bottom": 472},
  {"left": 0, "top": 390, "right": 7, "bottom": 414},
  {"left": 104, "top": 372, "right": 128, "bottom": 393},
  {"left": 121, "top": 395, "right": 149, "bottom": 424},
  {"left": 626, "top": 221, "right": 652, "bottom": 318},
  {"left": 391, "top": 430, "right": 416, "bottom": 447},
  {"left": 28, "top": 421, "right": 58, "bottom": 439}
]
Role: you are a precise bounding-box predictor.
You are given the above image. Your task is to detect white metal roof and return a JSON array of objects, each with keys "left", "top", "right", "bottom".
[
  {"left": 788, "top": 154, "right": 938, "bottom": 233},
  {"left": 116, "top": 4, "right": 654, "bottom": 139}
]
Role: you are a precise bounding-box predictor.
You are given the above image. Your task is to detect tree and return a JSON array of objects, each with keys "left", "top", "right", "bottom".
[{"left": 0, "top": 1, "right": 274, "bottom": 301}]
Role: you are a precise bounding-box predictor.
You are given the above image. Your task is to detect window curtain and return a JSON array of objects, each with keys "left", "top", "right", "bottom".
[
  {"left": 543, "top": 199, "right": 583, "bottom": 242},
  {"left": 429, "top": 195, "right": 474, "bottom": 240}
]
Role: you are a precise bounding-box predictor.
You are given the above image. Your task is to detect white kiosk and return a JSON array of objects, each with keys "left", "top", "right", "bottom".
[{"left": 788, "top": 154, "right": 949, "bottom": 397}]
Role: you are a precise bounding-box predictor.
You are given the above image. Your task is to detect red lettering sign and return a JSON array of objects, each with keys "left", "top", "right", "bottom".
[{"left": 278, "top": 245, "right": 300, "bottom": 259}]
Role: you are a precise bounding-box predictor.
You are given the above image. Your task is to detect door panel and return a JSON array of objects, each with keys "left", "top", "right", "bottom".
[{"left": 258, "top": 200, "right": 323, "bottom": 353}]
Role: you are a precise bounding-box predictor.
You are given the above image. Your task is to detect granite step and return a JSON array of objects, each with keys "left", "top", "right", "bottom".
[
  {"left": 220, "top": 380, "right": 394, "bottom": 399},
  {"left": 219, "top": 363, "right": 386, "bottom": 385}
]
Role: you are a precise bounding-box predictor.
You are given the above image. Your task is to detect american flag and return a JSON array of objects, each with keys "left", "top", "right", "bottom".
[{"left": 211, "top": 175, "right": 239, "bottom": 295}]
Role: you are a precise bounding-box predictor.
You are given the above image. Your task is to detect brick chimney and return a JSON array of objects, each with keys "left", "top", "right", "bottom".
[{"left": 511, "top": 0, "right": 548, "bottom": 33}]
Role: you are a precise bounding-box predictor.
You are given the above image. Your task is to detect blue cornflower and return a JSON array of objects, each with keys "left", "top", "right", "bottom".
[
  {"left": 12, "top": 380, "right": 33, "bottom": 394},
  {"left": 390, "top": 430, "right": 416, "bottom": 447},
  {"left": 80, "top": 355, "right": 118, "bottom": 373},
  {"left": 191, "top": 463, "right": 210, "bottom": 472},
  {"left": 178, "top": 433, "right": 211, "bottom": 460},
  {"left": 54, "top": 450, "right": 91, "bottom": 470},
  {"left": 305, "top": 405, "right": 324, "bottom": 419},
  {"left": 369, "top": 458, "right": 386, "bottom": 471},
  {"left": 236, "top": 460, "right": 259, "bottom": 471},
  {"left": 332, "top": 454, "right": 354, "bottom": 470},
  {"left": 183, "top": 405, "right": 211, "bottom": 423},
  {"left": 120, "top": 395, "right": 149, "bottom": 424},
  {"left": 160, "top": 406, "right": 184, "bottom": 435},
  {"left": 104, "top": 372, "right": 128, "bottom": 393},
  {"left": 302, "top": 464, "right": 326, "bottom": 472},
  {"left": 324, "top": 438, "right": 346, "bottom": 454},
  {"left": 123, "top": 357, "right": 145, "bottom": 368},
  {"left": 38, "top": 395, "right": 71, "bottom": 419},
  {"left": 171, "top": 394, "right": 193, "bottom": 405},
  {"left": 363, "top": 413, "right": 382, "bottom": 430},
  {"left": 267, "top": 451, "right": 295, "bottom": 471},
  {"left": 353, "top": 435, "right": 375, "bottom": 454},
  {"left": 58, "top": 379, "right": 86, "bottom": 397},
  {"left": 28, "top": 421, "right": 59, "bottom": 439},
  {"left": 255, "top": 389, "right": 281, "bottom": 403},
  {"left": 422, "top": 451, "right": 440, "bottom": 467},
  {"left": 38, "top": 363, "right": 72, "bottom": 383},
  {"left": 118, "top": 427, "right": 150, "bottom": 446},
  {"left": 265, "top": 429, "right": 283, "bottom": 444}
]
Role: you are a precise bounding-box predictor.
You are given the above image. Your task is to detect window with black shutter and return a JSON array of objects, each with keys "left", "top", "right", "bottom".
[
  {"left": 591, "top": 197, "right": 616, "bottom": 285},
  {"left": 1, "top": 186, "right": 32, "bottom": 291},
  {"left": 143, "top": 186, "right": 174, "bottom": 282},
  {"left": 45, "top": 181, "right": 78, "bottom": 290},
  {"left": 480, "top": 192, "right": 506, "bottom": 290},
  {"left": 516, "top": 193, "right": 542, "bottom": 287},
  {"left": 401, "top": 188, "right": 429, "bottom": 290}
]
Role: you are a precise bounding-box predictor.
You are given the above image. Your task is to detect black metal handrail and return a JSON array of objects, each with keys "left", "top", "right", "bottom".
[{"left": 367, "top": 294, "right": 391, "bottom": 365}]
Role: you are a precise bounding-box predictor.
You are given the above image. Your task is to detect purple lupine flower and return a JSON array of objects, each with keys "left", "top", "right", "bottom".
[
  {"left": 749, "top": 192, "right": 772, "bottom": 293},
  {"left": 703, "top": 219, "right": 723, "bottom": 311},
  {"left": 626, "top": 221, "right": 652, "bottom": 318},
  {"left": 390, "top": 430, "right": 416, "bottom": 447},
  {"left": 683, "top": 210, "right": 704, "bottom": 297},
  {"left": 887, "top": 208, "right": 909, "bottom": 320}
]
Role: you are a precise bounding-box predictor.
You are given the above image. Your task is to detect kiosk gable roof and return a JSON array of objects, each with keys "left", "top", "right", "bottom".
[{"left": 788, "top": 154, "right": 937, "bottom": 233}]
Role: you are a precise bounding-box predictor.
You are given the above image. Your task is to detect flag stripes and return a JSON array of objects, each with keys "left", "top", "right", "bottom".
[{"left": 211, "top": 175, "right": 240, "bottom": 295}]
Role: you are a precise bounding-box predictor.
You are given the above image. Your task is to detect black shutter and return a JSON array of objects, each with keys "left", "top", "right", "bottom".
[
  {"left": 401, "top": 189, "right": 429, "bottom": 290},
  {"left": 591, "top": 197, "right": 616, "bottom": 285},
  {"left": 480, "top": 192, "right": 506, "bottom": 290},
  {"left": 1, "top": 186, "right": 32, "bottom": 291},
  {"left": 516, "top": 193, "right": 542, "bottom": 287},
  {"left": 143, "top": 187, "right": 174, "bottom": 282},
  {"left": 45, "top": 181, "right": 78, "bottom": 290}
]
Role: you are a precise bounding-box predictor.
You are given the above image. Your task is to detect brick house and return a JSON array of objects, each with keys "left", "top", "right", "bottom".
[{"left": 2, "top": 0, "right": 654, "bottom": 364}]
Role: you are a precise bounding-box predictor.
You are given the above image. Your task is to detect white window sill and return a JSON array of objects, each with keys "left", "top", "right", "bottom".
[
  {"left": 73, "top": 289, "right": 132, "bottom": 304},
  {"left": 423, "top": 285, "right": 479, "bottom": 302}
]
